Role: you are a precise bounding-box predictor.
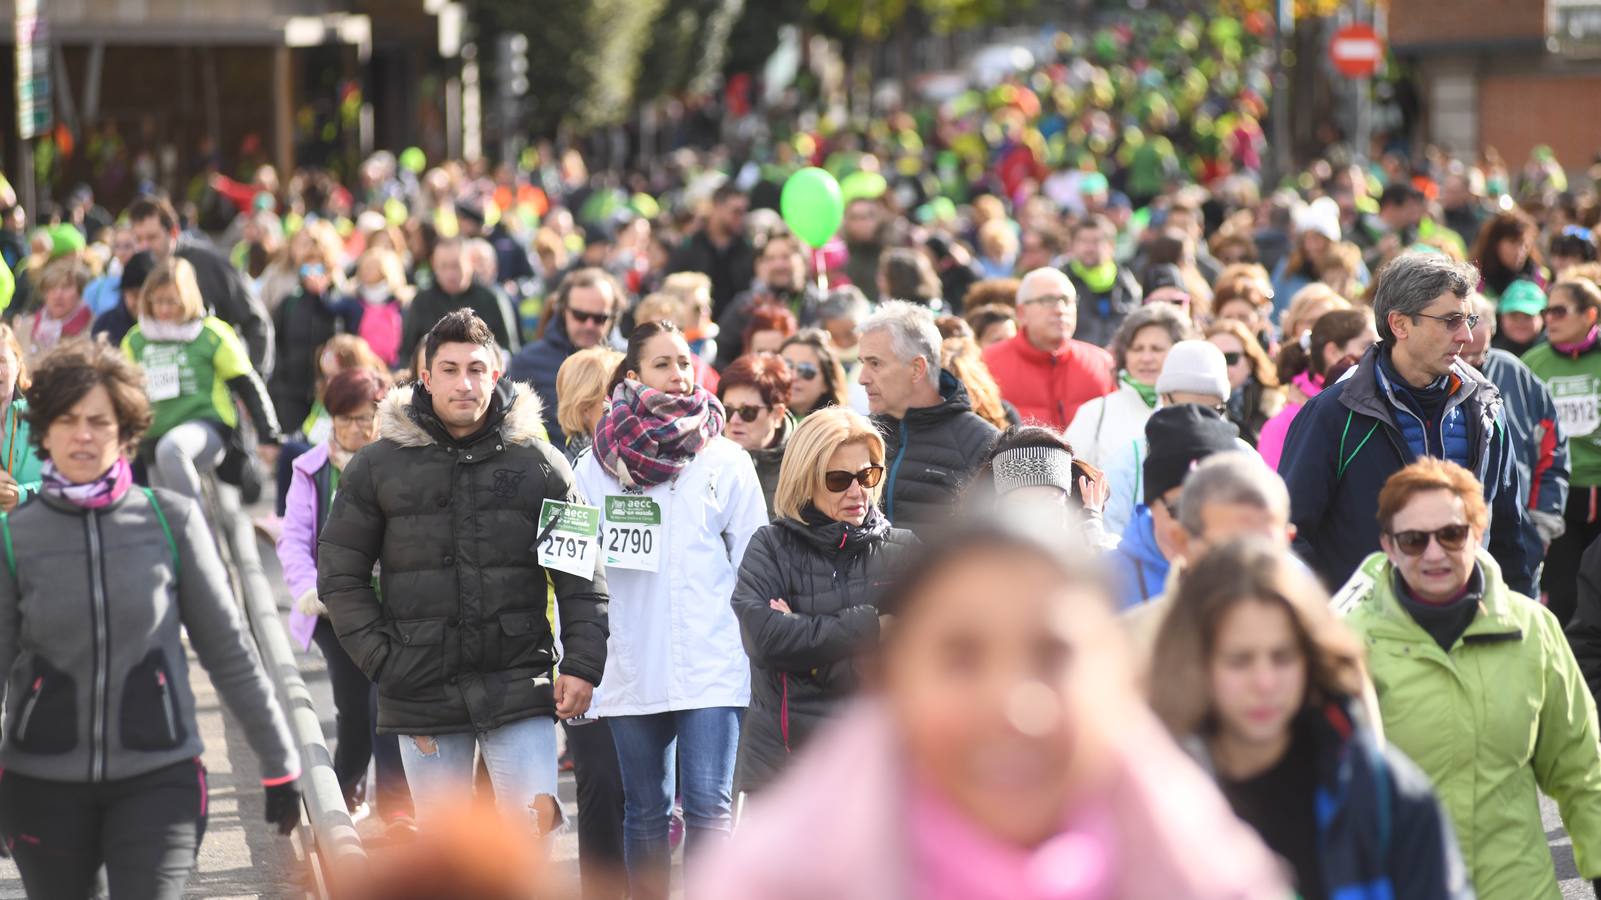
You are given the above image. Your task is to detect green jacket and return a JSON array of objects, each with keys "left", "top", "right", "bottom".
[
  {"left": 1335, "top": 550, "right": 1601, "bottom": 899},
  {"left": 2, "top": 399, "right": 41, "bottom": 499}
]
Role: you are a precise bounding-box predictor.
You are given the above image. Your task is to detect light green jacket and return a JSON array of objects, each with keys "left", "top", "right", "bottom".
[{"left": 1335, "top": 550, "right": 1601, "bottom": 899}]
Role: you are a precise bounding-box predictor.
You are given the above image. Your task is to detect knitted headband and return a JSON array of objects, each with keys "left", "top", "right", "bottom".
[{"left": 992, "top": 446, "right": 1075, "bottom": 496}]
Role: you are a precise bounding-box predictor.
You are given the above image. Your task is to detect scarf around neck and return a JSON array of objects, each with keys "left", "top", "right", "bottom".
[
  {"left": 1553, "top": 325, "right": 1601, "bottom": 359},
  {"left": 33, "top": 303, "right": 92, "bottom": 350},
  {"left": 40, "top": 456, "right": 133, "bottom": 509},
  {"left": 1070, "top": 259, "right": 1118, "bottom": 295},
  {"left": 593, "top": 380, "right": 724, "bottom": 489},
  {"left": 1118, "top": 370, "right": 1157, "bottom": 408},
  {"left": 139, "top": 316, "right": 206, "bottom": 344}
]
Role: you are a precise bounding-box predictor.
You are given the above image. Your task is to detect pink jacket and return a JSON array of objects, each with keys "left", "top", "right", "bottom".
[
  {"left": 1257, "top": 371, "right": 1323, "bottom": 471},
  {"left": 692, "top": 701, "right": 1288, "bottom": 900},
  {"left": 276, "top": 441, "right": 333, "bottom": 650}
]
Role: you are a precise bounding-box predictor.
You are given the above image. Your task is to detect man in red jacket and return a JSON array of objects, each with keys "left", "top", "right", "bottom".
[{"left": 982, "top": 267, "right": 1115, "bottom": 429}]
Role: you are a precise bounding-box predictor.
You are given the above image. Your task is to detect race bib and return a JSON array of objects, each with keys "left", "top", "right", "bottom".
[
  {"left": 146, "top": 363, "right": 181, "bottom": 401},
  {"left": 1550, "top": 375, "right": 1601, "bottom": 438},
  {"left": 604, "top": 495, "right": 663, "bottom": 572},
  {"left": 535, "top": 499, "right": 601, "bottom": 579}
]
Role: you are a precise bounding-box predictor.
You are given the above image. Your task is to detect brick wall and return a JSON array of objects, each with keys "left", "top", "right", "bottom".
[
  {"left": 1479, "top": 74, "right": 1601, "bottom": 169},
  {"left": 1390, "top": 0, "right": 1545, "bottom": 48}
]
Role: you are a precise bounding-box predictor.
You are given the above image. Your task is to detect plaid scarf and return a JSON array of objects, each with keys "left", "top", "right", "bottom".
[{"left": 593, "top": 380, "right": 724, "bottom": 489}]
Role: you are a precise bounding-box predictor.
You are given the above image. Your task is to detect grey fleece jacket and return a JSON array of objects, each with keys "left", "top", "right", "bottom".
[{"left": 0, "top": 487, "right": 298, "bottom": 783}]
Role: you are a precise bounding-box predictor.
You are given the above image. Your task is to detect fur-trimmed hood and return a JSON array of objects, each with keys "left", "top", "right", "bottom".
[{"left": 378, "top": 379, "right": 547, "bottom": 449}]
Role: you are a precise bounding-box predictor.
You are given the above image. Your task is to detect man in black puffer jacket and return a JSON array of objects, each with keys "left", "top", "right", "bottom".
[
  {"left": 319, "top": 310, "right": 607, "bottom": 831},
  {"left": 859, "top": 301, "right": 999, "bottom": 535}
]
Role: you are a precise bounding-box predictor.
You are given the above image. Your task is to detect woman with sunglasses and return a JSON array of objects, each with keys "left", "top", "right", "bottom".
[
  {"left": 1150, "top": 539, "right": 1469, "bottom": 900},
  {"left": 778, "top": 329, "right": 848, "bottom": 419},
  {"left": 730, "top": 406, "right": 915, "bottom": 798},
  {"left": 718, "top": 354, "right": 794, "bottom": 519},
  {"left": 1206, "top": 319, "right": 1284, "bottom": 448},
  {"left": 1522, "top": 277, "right": 1601, "bottom": 625},
  {"left": 1337, "top": 458, "right": 1601, "bottom": 900},
  {"left": 572, "top": 320, "right": 768, "bottom": 900}
]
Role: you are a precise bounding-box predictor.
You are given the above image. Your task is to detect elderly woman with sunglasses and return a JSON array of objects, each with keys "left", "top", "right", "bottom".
[
  {"left": 718, "top": 354, "right": 795, "bottom": 519},
  {"left": 730, "top": 406, "right": 917, "bottom": 799},
  {"left": 1335, "top": 458, "right": 1601, "bottom": 900}
]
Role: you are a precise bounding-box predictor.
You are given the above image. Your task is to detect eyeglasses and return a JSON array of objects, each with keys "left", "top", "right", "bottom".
[
  {"left": 1412, "top": 312, "right": 1481, "bottom": 332},
  {"left": 1388, "top": 524, "right": 1472, "bottom": 556},
  {"left": 1022, "top": 294, "right": 1073, "bottom": 309},
  {"left": 299, "top": 262, "right": 326, "bottom": 279},
  {"left": 786, "top": 360, "right": 819, "bottom": 381},
  {"left": 1546, "top": 305, "right": 1574, "bottom": 320},
  {"left": 1155, "top": 495, "right": 1181, "bottom": 518},
  {"left": 727, "top": 404, "right": 769, "bottom": 423},
  {"left": 567, "top": 308, "right": 611, "bottom": 326},
  {"left": 1221, "top": 351, "right": 1244, "bottom": 366},
  {"left": 334, "top": 414, "right": 377, "bottom": 430},
  {"left": 824, "top": 465, "right": 885, "bottom": 493}
]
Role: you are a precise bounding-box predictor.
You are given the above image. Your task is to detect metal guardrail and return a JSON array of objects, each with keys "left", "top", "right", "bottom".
[{"left": 202, "top": 478, "right": 366, "bottom": 893}]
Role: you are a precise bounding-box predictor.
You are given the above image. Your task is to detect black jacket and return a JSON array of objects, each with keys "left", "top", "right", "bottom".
[
  {"left": 747, "top": 416, "right": 794, "bottom": 520},
  {"left": 318, "top": 380, "right": 608, "bottom": 735},
  {"left": 1064, "top": 263, "right": 1143, "bottom": 349},
  {"left": 507, "top": 316, "right": 577, "bottom": 446},
  {"left": 268, "top": 289, "right": 362, "bottom": 434},
  {"left": 875, "top": 372, "right": 999, "bottom": 536},
  {"left": 399, "top": 282, "right": 518, "bottom": 369},
  {"left": 176, "top": 237, "right": 273, "bottom": 377},
  {"left": 1569, "top": 533, "right": 1601, "bottom": 702},
  {"left": 730, "top": 508, "right": 916, "bottom": 794},
  {"left": 667, "top": 230, "right": 755, "bottom": 319}
]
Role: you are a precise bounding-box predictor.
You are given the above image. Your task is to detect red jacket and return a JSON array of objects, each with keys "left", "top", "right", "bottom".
[{"left": 983, "top": 331, "right": 1115, "bottom": 430}]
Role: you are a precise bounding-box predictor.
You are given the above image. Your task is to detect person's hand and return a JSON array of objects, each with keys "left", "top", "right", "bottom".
[
  {"left": 555, "top": 674, "right": 595, "bottom": 719},
  {"left": 0, "top": 470, "right": 21, "bottom": 513},
  {"left": 769, "top": 598, "right": 792, "bottom": 614},
  {"left": 264, "top": 781, "right": 301, "bottom": 836},
  {"left": 1078, "top": 473, "right": 1109, "bottom": 515},
  {"left": 257, "top": 443, "right": 280, "bottom": 468}
]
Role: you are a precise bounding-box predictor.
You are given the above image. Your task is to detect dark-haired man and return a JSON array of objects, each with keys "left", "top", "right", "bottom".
[{"left": 320, "top": 309, "right": 608, "bottom": 833}]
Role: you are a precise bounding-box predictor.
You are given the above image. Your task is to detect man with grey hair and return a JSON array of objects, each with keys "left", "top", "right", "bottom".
[
  {"left": 1279, "top": 251, "right": 1538, "bottom": 595},
  {"left": 859, "top": 300, "right": 998, "bottom": 534},
  {"left": 982, "top": 267, "right": 1115, "bottom": 430},
  {"left": 1462, "top": 293, "right": 1569, "bottom": 572}
]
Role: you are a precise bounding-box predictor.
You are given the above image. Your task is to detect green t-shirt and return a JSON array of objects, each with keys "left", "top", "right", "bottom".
[
  {"left": 122, "top": 316, "right": 253, "bottom": 442},
  {"left": 1523, "top": 342, "right": 1601, "bottom": 486}
]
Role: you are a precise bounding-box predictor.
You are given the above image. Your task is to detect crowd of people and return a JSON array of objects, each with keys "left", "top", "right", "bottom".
[{"left": 2, "top": 9, "right": 1601, "bottom": 899}]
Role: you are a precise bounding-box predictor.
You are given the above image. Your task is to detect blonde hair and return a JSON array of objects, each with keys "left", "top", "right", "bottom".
[
  {"left": 38, "top": 257, "right": 92, "bottom": 294},
  {"left": 1280, "top": 283, "right": 1351, "bottom": 344},
  {"left": 941, "top": 336, "right": 1010, "bottom": 430},
  {"left": 773, "top": 406, "right": 885, "bottom": 522},
  {"left": 633, "top": 292, "right": 685, "bottom": 328},
  {"left": 556, "top": 346, "right": 624, "bottom": 440},
  {"left": 139, "top": 257, "right": 207, "bottom": 322},
  {"left": 662, "top": 272, "right": 713, "bottom": 322},
  {"left": 357, "top": 246, "right": 411, "bottom": 301},
  {"left": 0, "top": 325, "right": 31, "bottom": 392}
]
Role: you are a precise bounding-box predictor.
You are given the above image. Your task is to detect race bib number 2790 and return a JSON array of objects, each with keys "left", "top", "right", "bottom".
[{"left": 604, "top": 495, "right": 663, "bottom": 572}]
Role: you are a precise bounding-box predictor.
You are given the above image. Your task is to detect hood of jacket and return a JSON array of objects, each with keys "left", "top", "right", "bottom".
[
  {"left": 746, "top": 414, "right": 795, "bottom": 469},
  {"left": 378, "top": 378, "right": 545, "bottom": 450},
  {"left": 1339, "top": 343, "right": 1499, "bottom": 427},
  {"left": 776, "top": 504, "right": 892, "bottom": 555},
  {"left": 1335, "top": 547, "right": 1521, "bottom": 642},
  {"left": 1118, "top": 505, "right": 1167, "bottom": 568},
  {"left": 900, "top": 370, "right": 975, "bottom": 426}
]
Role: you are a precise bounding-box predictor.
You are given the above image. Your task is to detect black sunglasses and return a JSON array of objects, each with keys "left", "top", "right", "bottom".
[
  {"left": 727, "top": 404, "right": 769, "bottom": 423},
  {"left": 568, "top": 308, "right": 611, "bottom": 325},
  {"left": 787, "top": 360, "right": 820, "bottom": 381},
  {"left": 824, "top": 465, "right": 885, "bottom": 493},
  {"left": 1412, "top": 312, "right": 1481, "bottom": 332},
  {"left": 1546, "top": 305, "right": 1574, "bottom": 320},
  {"left": 1221, "top": 351, "right": 1244, "bottom": 366},
  {"left": 1388, "top": 524, "right": 1471, "bottom": 557}
]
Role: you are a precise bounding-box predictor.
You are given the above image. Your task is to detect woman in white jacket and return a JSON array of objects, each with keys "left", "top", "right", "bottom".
[
  {"left": 573, "top": 320, "right": 768, "bottom": 900},
  {"left": 1065, "top": 302, "right": 1192, "bottom": 536}
]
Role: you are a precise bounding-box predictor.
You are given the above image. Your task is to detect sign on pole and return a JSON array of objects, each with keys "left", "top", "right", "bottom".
[
  {"left": 1330, "top": 23, "right": 1385, "bottom": 79},
  {"left": 14, "top": 0, "right": 49, "bottom": 139}
]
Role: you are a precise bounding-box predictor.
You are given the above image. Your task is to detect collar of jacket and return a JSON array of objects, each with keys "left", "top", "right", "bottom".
[
  {"left": 31, "top": 484, "right": 139, "bottom": 516},
  {"left": 1008, "top": 330, "right": 1077, "bottom": 365},
  {"left": 1339, "top": 343, "right": 1496, "bottom": 425},
  {"left": 1343, "top": 549, "right": 1521, "bottom": 645},
  {"left": 747, "top": 415, "right": 795, "bottom": 468},
  {"left": 541, "top": 313, "right": 577, "bottom": 354},
  {"left": 778, "top": 504, "right": 891, "bottom": 554},
  {"left": 379, "top": 379, "right": 545, "bottom": 451}
]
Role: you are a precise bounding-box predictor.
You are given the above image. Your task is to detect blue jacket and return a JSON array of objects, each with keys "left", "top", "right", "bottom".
[
  {"left": 1108, "top": 505, "right": 1169, "bottom": 610},
  {"left": 507, "top": 315, "right": 576, "bottom": 447},
  {"left": 1279, "top": 344, "right": 1538, "bottom": 595},
  {"left": 1200, "top": 698, "right": 1472, "bottom": 900},
  {"left": 1479, "top": 348, "right": 1568, "bottom": 521}
]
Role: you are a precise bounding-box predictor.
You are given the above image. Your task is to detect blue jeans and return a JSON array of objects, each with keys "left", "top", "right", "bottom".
[
  {"left": 397, "top": 717, "right": 558, "bottom": 827},
  {"left": 608, "top": 707, "right": 741, "bottom": 899}
]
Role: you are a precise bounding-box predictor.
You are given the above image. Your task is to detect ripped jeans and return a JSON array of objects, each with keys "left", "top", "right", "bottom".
[{"left": 397, "top": 716, "right": 559, "bottom": 828}]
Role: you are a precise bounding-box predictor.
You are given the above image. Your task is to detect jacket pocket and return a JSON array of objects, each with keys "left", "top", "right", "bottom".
[
  {"left": 380, "top": 617, "right": 447, "bottom": 696},
  {"left": 121, "top": 648, "right": 187, "bottom": 752},
  {"left": 495, "top": 609, "right": 553, "bottom": 674},
  {"left": 13, "top": 656, "right": 78, "bottom": 755}
]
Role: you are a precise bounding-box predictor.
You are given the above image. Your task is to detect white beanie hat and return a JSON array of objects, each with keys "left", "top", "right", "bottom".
[
  {"left": 1155, "top": 340, "right": 1231, "bottom": 401},
  {"left": 1293, "top": 196, "right": 1342, "bottom": 243}
]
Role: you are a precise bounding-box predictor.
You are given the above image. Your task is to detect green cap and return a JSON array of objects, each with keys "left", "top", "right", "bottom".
[{"left": 1498, "top": 279, "right": 1547, "bottom": 316}]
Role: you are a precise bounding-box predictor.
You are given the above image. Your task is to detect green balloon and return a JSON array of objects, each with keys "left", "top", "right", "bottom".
[
  {"left": 780, "top": 167, "right": 844, "bottom": 248},
  {"left": 840, "top": 170, "right": 887, "bottom": 204},
  {"left": 400, "top": 146, "right": 427, "bottom": 175}
]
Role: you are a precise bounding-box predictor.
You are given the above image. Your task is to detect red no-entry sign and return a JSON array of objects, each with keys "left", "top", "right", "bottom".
[{"left": 1330, "top": 24, "right": 1384, "bottom": 79}]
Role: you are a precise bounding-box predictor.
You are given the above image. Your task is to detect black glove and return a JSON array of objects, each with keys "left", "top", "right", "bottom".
[
  {"left": 1591, "top": 879, "right": 1601, "bottom": 899},
  {"left": 264, "top": 781, "right": 301, "bottom": 836}
]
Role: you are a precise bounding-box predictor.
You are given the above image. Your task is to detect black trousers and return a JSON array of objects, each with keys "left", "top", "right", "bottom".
[
  {"left": 565, "top": 718, "right": 626, "bottom": 900},
  {"left": 0, "top": 758, "right": 208, "bottom": 900},
  {"left": 1543, "top": 486, "right": 1601, "bottom": 626},
  {"left": 313, "top": 616, "right": 375, "bottom": 806}
]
